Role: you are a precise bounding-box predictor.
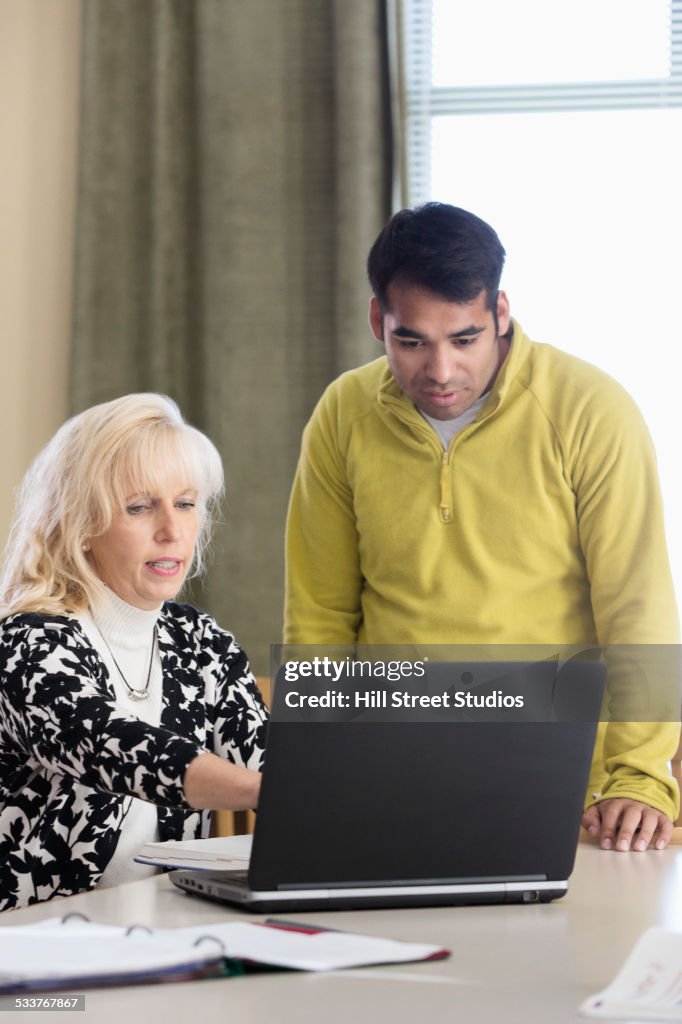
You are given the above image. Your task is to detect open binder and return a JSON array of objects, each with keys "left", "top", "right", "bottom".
[{"left": 0, "top": 913, "right": 449, "bottom": 993}]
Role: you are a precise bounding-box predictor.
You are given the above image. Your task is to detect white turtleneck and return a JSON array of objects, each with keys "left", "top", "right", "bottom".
[{"left": 77, "top": 587, "right": 165, "bottom": 888}]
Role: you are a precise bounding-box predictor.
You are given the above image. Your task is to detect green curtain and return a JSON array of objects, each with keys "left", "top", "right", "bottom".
[{"left": 71, "top": 0, "right": 392, "bottom": 673}]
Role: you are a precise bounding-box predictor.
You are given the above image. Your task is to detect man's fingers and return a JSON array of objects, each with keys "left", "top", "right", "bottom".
[
  {"left": 631, "top": 807, "right": 662, "bottom": 852},
  {"left": 653, "top": 814, "right": 673, "bottom": 851},
  {"left": 596, "top": 800, "right": 671, "bottom": 851},
  {"left": 598, "top": 801, "right": 634, "bottom": 850},
  {"left": 581, "top": 805, "right": 602, "bottom": 837},
  {"left": 598, "top": 801, "right": 645, "bottom": 851}
]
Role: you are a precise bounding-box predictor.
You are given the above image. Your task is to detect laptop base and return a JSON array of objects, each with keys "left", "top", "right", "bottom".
[{"left": 169, "top": 870, "right": 568, "bottom": 912}]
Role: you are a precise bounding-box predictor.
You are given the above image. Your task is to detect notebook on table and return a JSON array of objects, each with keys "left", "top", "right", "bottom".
[
  {"left": 0, "top": 915, "right": 449, "bottom": 992},
  {"left": 169, "top": 658, "right": 605, "bottom": 912}
]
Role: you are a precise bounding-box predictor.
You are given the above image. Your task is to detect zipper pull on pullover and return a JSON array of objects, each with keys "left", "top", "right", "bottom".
[{"left": 440, "top": 450, "right": 451, "bottom": 522}]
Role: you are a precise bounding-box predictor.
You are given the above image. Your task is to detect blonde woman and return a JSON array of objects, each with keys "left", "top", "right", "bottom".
[{"left": 0, "top": 394, "right": 267, "bottom": 910}]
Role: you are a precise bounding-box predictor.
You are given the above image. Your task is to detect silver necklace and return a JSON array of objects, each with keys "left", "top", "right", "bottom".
[{"left": 94, "top": 621, "right": 157, "bottom": 702}]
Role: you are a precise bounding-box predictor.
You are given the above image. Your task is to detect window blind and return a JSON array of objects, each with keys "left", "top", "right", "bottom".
[{"left": 393, "top": 0, "right": 682, "bottom": 204}]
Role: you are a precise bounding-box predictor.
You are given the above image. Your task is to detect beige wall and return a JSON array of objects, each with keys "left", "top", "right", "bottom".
[{"left": 0, "top": 0, "right": 80, "bottom": 547}]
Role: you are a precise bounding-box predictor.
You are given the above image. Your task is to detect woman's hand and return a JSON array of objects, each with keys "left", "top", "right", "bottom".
[{"left": 183, "top": 751, "right": 261, "bottom": 810}]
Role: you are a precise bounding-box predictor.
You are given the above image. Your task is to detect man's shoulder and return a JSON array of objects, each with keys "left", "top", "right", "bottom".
[
  {"left": 526, "top": 335, "right": 616, "bottom": 385},
  {"left": 322, "top": 355, "right": 392, "bottom": 407},
  {"left": 305, "top": 356, "right": 393, "bottom": 444},
  {"left": 524, "top": 337, "right": 642, "bottom": 422}
]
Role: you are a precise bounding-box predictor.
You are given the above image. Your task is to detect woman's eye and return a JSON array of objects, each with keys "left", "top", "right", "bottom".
[
  {"left": 176, "top": 501, "right": 196, "bottom": 510},
  {"left": 126, "top": 504, "right": 149, "bottom": 515}
]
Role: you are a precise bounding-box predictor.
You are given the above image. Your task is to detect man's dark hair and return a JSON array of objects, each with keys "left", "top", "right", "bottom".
[{"left": 367, "top": 202, "right": 506, "bottom": 312}]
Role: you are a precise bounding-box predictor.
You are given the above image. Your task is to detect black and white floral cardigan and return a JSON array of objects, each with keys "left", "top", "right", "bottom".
[{"left": 0, "top": 601, "right": 268, "bottom": 911}]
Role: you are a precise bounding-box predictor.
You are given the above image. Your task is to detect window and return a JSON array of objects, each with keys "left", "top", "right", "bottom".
[{"left": 393, "top": 0, "right": 682, "bottom": 605}]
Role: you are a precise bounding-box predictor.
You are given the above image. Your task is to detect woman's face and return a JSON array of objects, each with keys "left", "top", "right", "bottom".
[{"left": 86, "top": 481, "right": 200, "bottom": 610}]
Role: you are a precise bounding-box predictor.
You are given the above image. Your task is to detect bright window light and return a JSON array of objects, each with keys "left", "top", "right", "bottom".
[
  {"left": 433, "top": 0, "right": 670, "bottom": 87},
  {"left": 431, "top": 105, "right": 682, "bottom": 602},
  {"left": 406, "top": 0, "right": 682, "bottom": 608}
]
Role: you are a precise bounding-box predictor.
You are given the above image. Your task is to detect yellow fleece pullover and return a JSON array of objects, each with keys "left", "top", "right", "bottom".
[{"left": 285, "top": 322, "right": 680, "bottom": 819}]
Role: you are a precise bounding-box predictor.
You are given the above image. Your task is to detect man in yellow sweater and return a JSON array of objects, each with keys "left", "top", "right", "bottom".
[{"left": 285, "top": 202, "right": 680, "bottom": 852}]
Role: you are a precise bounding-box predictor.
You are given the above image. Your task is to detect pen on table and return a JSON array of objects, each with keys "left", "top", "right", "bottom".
[{"left": 264, "top": 918, "right": 342, "bottom": 934}]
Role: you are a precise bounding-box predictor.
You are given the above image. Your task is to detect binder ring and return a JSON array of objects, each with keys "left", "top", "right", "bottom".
[
  {"left": 193, "top": 934, "right": 226, "bottom": 953},
  {"left": 61, "top": 912, "right": 90, "bottom": 924},
  {"left": 124, "top": 924, "right": 153, "bottom": 936}
]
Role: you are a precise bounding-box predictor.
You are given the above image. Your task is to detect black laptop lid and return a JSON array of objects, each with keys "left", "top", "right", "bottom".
[{"left": 249, "top": 659, "right": 605, "bottom": 891}]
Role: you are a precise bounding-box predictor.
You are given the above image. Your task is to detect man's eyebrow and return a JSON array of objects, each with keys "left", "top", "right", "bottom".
[
  {"left": 391, "top": 324, "right": 486, "bottom": 339},
  {"left": 391, "top": 326, "right": 427, "bottom": 339},
  {"left": 448, "top": 325, "right": 486, "bottom": 338}
]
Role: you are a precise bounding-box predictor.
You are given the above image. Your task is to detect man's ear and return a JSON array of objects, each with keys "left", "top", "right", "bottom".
[
  {"left": 369, "top": 296, "right": 384, "bottom": 344},
  {"left": 496, "top": 290, "right": 511, "bottom": 336}
]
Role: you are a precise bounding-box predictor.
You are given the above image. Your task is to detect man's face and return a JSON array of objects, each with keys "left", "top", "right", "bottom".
[{"left": 369, "top": 282, "right": 511, "bottom": 421}]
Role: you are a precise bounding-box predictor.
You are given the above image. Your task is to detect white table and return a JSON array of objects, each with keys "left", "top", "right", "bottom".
[{"left": 2, "top": 843, "right": 681, "bottom": 1023}]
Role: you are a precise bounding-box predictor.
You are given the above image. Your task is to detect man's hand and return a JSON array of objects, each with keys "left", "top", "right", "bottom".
[{"left": 582, "top": 798, "right": 673, "bottom": 852}]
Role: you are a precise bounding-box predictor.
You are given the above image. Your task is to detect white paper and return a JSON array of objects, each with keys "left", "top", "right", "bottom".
[
  {"left": 134, "top": 833, "right": 253, "bottom": 870},
  {"left": 579, "top": 927, "right": 682, "bottom": 1021}
]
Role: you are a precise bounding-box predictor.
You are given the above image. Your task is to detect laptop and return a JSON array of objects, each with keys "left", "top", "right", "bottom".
[{"left": 170, "top": 658, "right": 605, "bottom": 912}]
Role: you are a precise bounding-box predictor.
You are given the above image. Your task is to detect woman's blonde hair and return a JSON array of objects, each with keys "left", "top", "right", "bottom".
[{"left": 0, "top": 394, "right": 224, "bottom": 618}]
